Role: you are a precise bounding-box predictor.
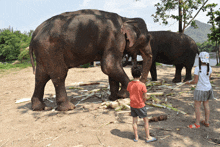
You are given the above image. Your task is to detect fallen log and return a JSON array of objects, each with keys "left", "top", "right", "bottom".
[
  {"left": 117, "top": 101, "right": 130, "bottom": 109},
  {"left": 106, "top": 98, "right": 130, "bottom": 109},
  {"left": 161, "top": 103, "right": 187, "bottom": 115},
  {"left": 149, "top": 115, "right": 167, "bottom": 122},
  {"left": 75, "top": 92, "right": 95, "bottom": 106},
  {"left": 170, "top": 80, "right": 192, "bottom": 91},
  {"left": 146, "top": 102, "right": 187, "bottom": 115},
  {"left": 109, "top": 101, "right": 119, "bottom": 109},
  {"left": 79, "top": 82, "right": 100, "bottom": 86},
  {"left": 147, "top": 92, "right": 164, "bottom": 96},
  {"left": 15, "top": 98, "right": 31, "bottom": 103},
  {"left": 149, "top": 96, "right": 162, "bottom": 104}
]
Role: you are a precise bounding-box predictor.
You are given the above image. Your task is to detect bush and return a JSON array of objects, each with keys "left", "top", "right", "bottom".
[
  {"left": 18, "top": 47, "right": 30, "bottom": 61},
  {"left": 0, "top": 30, "right": 21, "bottom": 61},
  {"left": 80, "top": 63, "right": 90, "bottom": 68},
  {"left": 0, "top": 29, "right": 32, "bottom": 62}
]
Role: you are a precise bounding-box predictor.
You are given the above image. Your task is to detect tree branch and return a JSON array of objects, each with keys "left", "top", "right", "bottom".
[
  {"left": 183, "top": 8, "right": 186, "bottom": 32},
  {"left": 184, "top": 0, "right": 209, "bottom": 29}
]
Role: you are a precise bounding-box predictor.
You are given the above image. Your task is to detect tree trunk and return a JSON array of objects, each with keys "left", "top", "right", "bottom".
[
  {"left": 219, "top": 45, "right": 220, "bottom": 65},
  {"left": 217, "top": 44, "right": 220, "bottom": 65},
  {"left": 179, "top": 0, "right": 183, "bottom": 33},
  {"left": 215, "top": 41, "right": 219, "bottom": 65}
]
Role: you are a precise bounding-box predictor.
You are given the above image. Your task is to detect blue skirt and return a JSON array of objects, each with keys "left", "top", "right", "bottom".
[{"left": 194, "top": 88, "right": 214, "bottom": 101}]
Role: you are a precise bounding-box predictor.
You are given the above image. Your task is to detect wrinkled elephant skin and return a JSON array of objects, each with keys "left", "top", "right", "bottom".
[
  {"left": 29, "top": 9, "right": 152, "bottom": 111},
  {"left": 149, "top": 31, "right": 199, "bottom": 83}
]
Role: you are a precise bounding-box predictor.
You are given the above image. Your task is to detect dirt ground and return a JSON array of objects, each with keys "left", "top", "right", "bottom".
[{"left": 0, "top": 65, "right": 219, "bottom": 147}]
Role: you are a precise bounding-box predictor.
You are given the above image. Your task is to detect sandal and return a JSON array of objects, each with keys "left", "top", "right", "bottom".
[
  {"left": 201, "top": 120, "right": 209, "bottom": 127},
  {"left": 146, "top": 137, "right": 157, "bottom": 143},
  {"left": 133, "top": 136, "right": 138, "bottom": 142},
  {"left": 188, "top": 123, "right": 200, "bottom": 129}
]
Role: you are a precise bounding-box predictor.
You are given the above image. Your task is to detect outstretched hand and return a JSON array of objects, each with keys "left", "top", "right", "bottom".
[{"left": 186, "top": 81, "right": 191, "bottom": 84}]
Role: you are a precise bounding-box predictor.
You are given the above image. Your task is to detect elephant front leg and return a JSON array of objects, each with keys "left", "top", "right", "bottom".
[
  {"left": 172, "top": 65, "right": 183, "bottom": 83},
  {"left": 108, "top": 77, "right": 119, "bottom": 101},
  {"left": 108, "top": 76, "right": 129, "bottom": 100},
  {"left": 101, "top": 59, "right": 130, "bottom": 101},
  {"left": 51, "top": 76, "right": 75, "bottom": 111},
  {"left": 150, "top": 62, "right": 157, "bottom": 81}
]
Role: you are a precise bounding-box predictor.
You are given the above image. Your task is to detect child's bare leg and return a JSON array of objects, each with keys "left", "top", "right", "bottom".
[
  {"left": 133, "top": 117, "right": 138, "bottom": 140},
  {"left": 194, "top": 100, "right": 201, "bottom": 125},
  {"left": 143, "top": 117, "right": 151, "bottom": 140},
  {"left": 203, "top": 100, "right": 210, "bottom": 124}
]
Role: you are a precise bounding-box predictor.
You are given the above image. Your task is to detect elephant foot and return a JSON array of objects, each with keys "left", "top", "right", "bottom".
[
  {"left": 183, "top": 77, "right": 192, "bottom": 82},
  {"left": 109, "top": 95, "right": 118, "bottom": 101},
  {"left": 31, "top": 98, "right": 46, "bottom": 111},
  {"left": 172, "top": 78, "right": 181, "bottom": 83},
  {"left": 117, "top": 89, "right": 129, "bottom": 98},
  {"left": 151, "top": 78, "right": 157, "bottom": 81},
  {"left": 56, "top": 101, "right": 75, "bottom": 111}
]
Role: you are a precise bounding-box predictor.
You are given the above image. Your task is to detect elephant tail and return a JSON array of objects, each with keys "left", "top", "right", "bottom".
[{"left": 29, "top": 45, "right": 36, "bottom": 75}]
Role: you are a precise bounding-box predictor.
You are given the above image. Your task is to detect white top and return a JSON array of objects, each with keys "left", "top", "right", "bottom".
[{"left": 194, "top": 66, "right": 212, "bottom": 91}]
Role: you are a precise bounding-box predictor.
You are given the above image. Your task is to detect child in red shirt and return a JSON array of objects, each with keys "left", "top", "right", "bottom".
[{"left": 127, "top": 66, "right": 156, "bottom": 143}]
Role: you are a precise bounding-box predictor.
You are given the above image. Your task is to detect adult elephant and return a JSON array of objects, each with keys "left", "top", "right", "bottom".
[
  {"left": 29, "top": 9, "right": 152, "bottom": 111},
  {"left": 123, "top": 31, "right": 199, "bottom": 83}
]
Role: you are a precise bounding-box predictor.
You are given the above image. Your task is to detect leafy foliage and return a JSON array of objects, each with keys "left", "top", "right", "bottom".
[
  {"left": 0, "top": 30, "right": 21, "bottom": 61},
  {"left": 152, "top": 0, "right": 210, "bottom": 32},
  {"left": 0, "top": 28, "right": 32, "bottom": 62},
  {"left": 196, "top": 41, "right": 216, "bottom": 52},
  {"left": 203, "top": 3, "right": 220, "bottom": 64}
]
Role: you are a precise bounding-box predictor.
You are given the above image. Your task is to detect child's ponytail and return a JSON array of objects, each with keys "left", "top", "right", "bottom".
[
  {"left": 199, "top": 58, "right": 201, "bottom": 73},
  {"left": 207, "top": 63, "right": 210, "bottom": 75}
]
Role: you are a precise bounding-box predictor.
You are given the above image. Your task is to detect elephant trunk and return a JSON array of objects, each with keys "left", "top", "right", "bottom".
[
  {"left": 131, "top": 55, "right": 137, "bottom": 67},
  {"left": 140, "top": 50, "right": 152, "bottom": 83}
]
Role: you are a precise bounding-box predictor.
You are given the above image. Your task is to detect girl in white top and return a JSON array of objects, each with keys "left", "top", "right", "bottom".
[{"left": 186, "top": 52, "right": 214, "bottom": 129}]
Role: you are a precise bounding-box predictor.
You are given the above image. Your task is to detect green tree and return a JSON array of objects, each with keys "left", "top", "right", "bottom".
[
  {"left": 197, "top": 41, "right": 216, "bottom": 52},
  {"left": 203, "top": 4, "right": 220, "bottom": 65},
  {"left": 0, "top": 30, "right": 21, "bottom": 61},
  {"left": 152, "top": 0, "right": 210, "bottom": 33},
  {"left": 0, "top": 29, "right": 32, "bottom": 62}
]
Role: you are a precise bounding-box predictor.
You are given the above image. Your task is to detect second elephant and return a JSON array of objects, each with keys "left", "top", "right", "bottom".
[
  {"left": 123, "top": 31, "right": 199, "bottom": 83},
  {"left": 149, "top": 31, "right": 199, "bottom": 83}
]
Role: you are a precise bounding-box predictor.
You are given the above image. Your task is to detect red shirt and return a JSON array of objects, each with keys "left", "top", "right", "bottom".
[{"left": 127, "top": 81, "right": 147, "bottom": 108}]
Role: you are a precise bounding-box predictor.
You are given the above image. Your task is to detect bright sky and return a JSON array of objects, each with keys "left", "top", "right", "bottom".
[{"left": 0, "top": 0, "right": 219, "bottom": 33}]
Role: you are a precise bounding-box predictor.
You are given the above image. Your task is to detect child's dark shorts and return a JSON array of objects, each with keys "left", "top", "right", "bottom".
[{"left": 131, "top": 106, "right": 147, "bottom": 118}]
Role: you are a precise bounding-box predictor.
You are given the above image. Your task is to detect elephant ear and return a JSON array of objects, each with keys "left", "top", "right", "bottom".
[{"left": 121, "top": 23, "right": 137, "bottom": 47}]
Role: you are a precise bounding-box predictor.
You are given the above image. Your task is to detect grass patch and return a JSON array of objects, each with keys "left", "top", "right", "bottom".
[
  {"left": 0, "top": 61, "right": 32, "bottom": 74},
  {"left": 156, "top": 62, "right": 162, "bottom": 66}
]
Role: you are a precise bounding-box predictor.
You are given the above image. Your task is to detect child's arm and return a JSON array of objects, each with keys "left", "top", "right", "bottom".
[
  {"left": 143, "top": 92, "right": 149, "bottom": 103},
  {"left": 186, "top": 75, "right": 198, "bottom": 84}
]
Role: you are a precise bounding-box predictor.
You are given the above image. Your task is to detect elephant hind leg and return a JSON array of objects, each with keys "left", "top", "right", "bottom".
[
  {"left": 50, "top": 69, "right": 75, "bottom": 111},
  {"left": 172, "top": 64, "right": 183, "bottom": 83},
  {"left": 150, "top": 62, "right": 157, "bottom": 81},
  {"left": 31, "top": 66, "right": 50, "bottom": 111},
  {"left": 183, "top": 65, "right": 193, "bottom": 82}
]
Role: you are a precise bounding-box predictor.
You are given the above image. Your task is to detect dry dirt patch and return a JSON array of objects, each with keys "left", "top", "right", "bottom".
[{"left": 0, "top": 66, "right": 219, "bottom": 147}]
